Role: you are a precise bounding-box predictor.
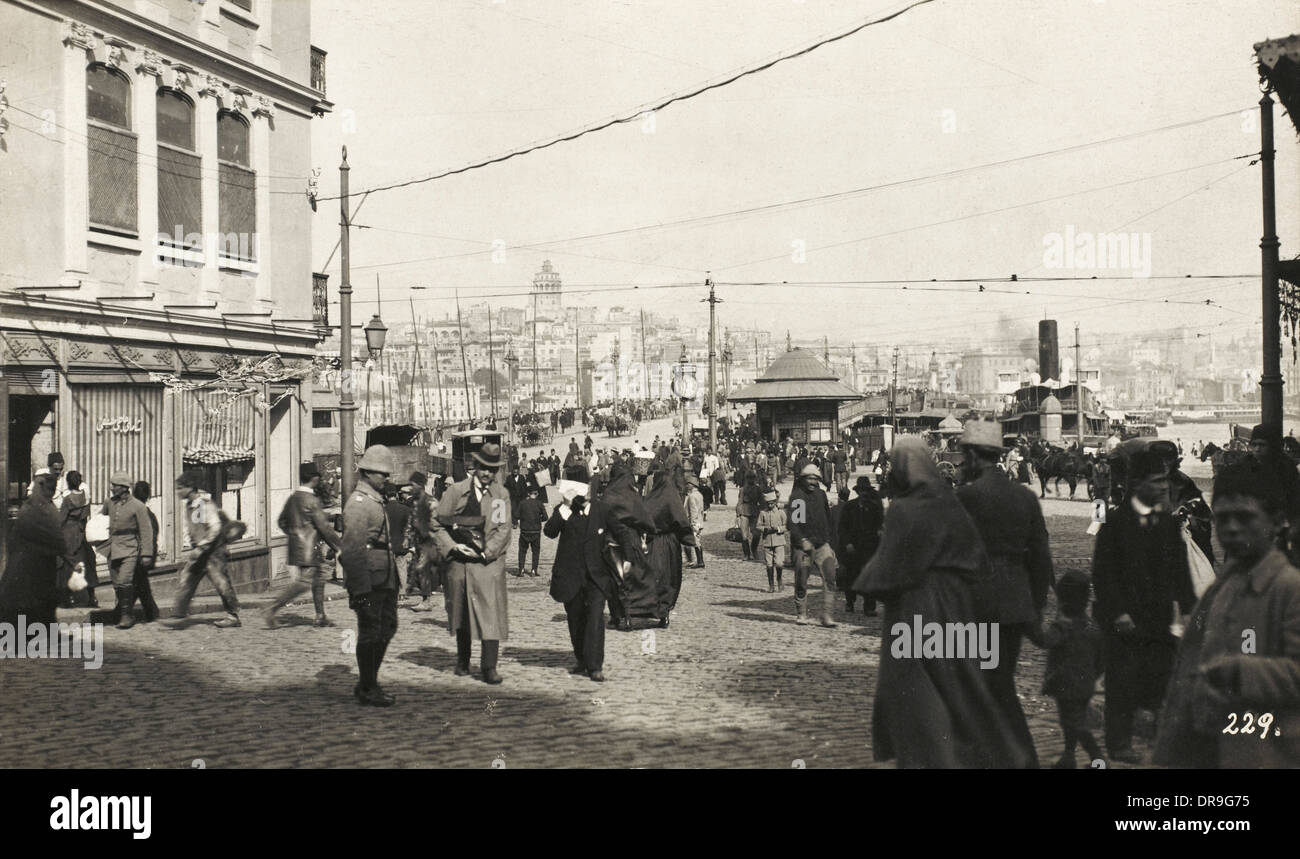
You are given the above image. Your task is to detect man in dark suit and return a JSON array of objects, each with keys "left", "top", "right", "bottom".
[
  {"left": 267, "top": 463, "right": 342, "bottom": 628},
  {"left": 545, "top": 486, "right": 594, "bottom": 675},
  {"left": 505, "top": 465, "right": 528, "bottom": 526},
  {"left": 0, "top": 469, "right": 69, "bottom": 626},
  {"left": 955, "top": 420, "right": 1055, "bottom": 769},
  {"left": 837, "top": 475, "right": 884, "bottom": 615},
  {"left": 584, "top": 463, "right": 654, "bottom": 674},
  {"left": 516, "top": 487, "right": 545, "bottom": 577}
]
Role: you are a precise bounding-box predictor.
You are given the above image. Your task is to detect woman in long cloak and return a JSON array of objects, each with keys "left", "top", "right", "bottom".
[
  {"left": 642, "top": 466, "right": 695, "bottom": 628},
  {"left": 854, "top": 437, "right": 1035, "bottom": 768},
  {"left": 599, "top": 464, "right": 655, "bottom": 630}
]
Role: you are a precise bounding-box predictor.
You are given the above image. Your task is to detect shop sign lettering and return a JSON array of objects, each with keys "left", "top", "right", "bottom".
[{"left": 96, "top": 416, "right": 144, "bottom": 435}]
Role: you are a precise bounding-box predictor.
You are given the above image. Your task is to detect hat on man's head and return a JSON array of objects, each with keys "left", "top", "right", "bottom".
[
  {"left": 798, "top": 464, "right": 822, "bottom": 480},
  {"left": 33, "top": 467, "right": 51, "bottom": 479},
  {"left": 1148, "top": 440, "right": 1179, "bottom": 461},
  {"left": 409, "top": 471, "right": 427, "bottom": 486},
  {"left": 1251, "top": 423, "right": 1282, "bottom": 446},
  {"left": 1127, "top": 448, "right": 1167, "bottom": 483},
  {"left": 471, "top": 442, "right": 504, "bottom": 468},
  {"left": 960, "top": 420, "right": 1004, "bottom": 453},
  {"left": 854, "top": 474, "right": 874, "bottom": 492},
  {"left": 112, "top": 470, "right": 134, "bottom": 487},
  {"left": 762, "top": 489, "right": 779, "bottom": 503},
  {"left": 357, "top": 444, "right": 396, "bottom": 475},
  {"left": 299, "top": 462, "right": 321, "bottom": 484}
]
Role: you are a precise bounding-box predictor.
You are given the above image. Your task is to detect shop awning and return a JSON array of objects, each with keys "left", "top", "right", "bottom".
[{"left": 181, "top": 389, "right": 256, "bottom": 464}]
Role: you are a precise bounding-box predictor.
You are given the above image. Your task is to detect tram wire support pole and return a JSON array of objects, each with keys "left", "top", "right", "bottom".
[
  {"left": 338, "top": 147, "right": 358, "bottom": 500},
  {"left": 1260, "top": 91, "right": 1283, "bottom": 436},
  {"left": 704, "top": 277, "right": 720, "bottom": 451}
]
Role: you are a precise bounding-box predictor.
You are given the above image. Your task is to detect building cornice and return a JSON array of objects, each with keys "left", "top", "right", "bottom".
[
  {"left": 0, "top": 291, "right": 320, "bottom": 356},
  {"left": 21, "top": 0, "right": 331, "bottom": 116}
]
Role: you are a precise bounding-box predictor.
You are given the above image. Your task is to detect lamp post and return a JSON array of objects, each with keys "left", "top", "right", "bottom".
[
  {"left": 362, "top": 313, "right": 387, "bottom": 429},
  {"left": 338, "top": 148, "right": 356, "bottom": 498},
  {"left": 679, "top": 344, "right": 689, "bottom": 447},
  {"left": 611, "top": 337, "right": 621, "bottom": 420},
  {"left": 504, "top": 344, "right": 519, "bottom": 444}
]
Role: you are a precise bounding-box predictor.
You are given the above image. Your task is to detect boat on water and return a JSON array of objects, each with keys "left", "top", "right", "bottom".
[
  {"left": 1215, "top": 406, "right": 1262, "bottom": 422},
  {"left": 1172, "top": 408, "right": 1218, "bottom": 423}
]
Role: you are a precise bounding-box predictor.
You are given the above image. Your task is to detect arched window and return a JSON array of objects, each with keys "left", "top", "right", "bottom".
[
  {"left": 216, "top": 110, "right": 255, "bottom": 261},
  {"left": 86, "top": 64, "right": 136, "bottom": 235},
  {"left": 156, "top": 89, "right": 201, "bottom": 250}
]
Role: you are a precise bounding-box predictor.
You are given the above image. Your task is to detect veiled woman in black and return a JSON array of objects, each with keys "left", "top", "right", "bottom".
[
  {"left": 854, "top": 437, "right": 1035, "bottom": 768},
  {"left": 626, "top": 464, "right": 695, "bottom": 628}
]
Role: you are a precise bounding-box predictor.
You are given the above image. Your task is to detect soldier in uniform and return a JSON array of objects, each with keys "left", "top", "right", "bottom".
[
  {"left": 170, "top": 471, "right": 242, "bottom": 628},
  {"left": 431, "top": 442, "right": 512, "bottom": 685},
  {"left": 337, "top": 446, "right": 400, "bottom": 706},
  {"left": 102, "top": 471, "right": 154, "bottom": 630},
  {"left": 955, "top": 419, "right": 1055, "bottom": 769}
]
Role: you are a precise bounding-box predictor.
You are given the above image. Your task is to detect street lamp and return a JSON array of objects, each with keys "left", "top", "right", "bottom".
[{"left": 364, "top": 313, "right": 388, "bottom": 361}]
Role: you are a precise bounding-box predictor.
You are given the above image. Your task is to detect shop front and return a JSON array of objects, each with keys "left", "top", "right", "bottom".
[{"left": 1, "top": 324, "right": 312, "bottom": 589}]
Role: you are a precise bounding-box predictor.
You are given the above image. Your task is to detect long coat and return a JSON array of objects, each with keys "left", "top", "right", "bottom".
[
  {"left": 545, "top": 504, "right": 589, "bottom": 604},
  {"left": 955, "top": 470, "right": 1055, "bottom": 625},
  {"left": 1154, "top": 548, "right": 1300, "bottom": 768},
  {"left": 0, "top": 494, "right": 68, "bottom": 625},
  {"left": 279, "top": 488, "right": 341, "bottom": 568},
  {"left": 432, "top": 478, "right": 512, "bottom": 640}
]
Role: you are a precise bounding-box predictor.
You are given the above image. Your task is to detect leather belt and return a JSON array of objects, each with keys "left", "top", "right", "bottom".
[{"left": 367, "top": 541, "right": 389, "bottom": 550}]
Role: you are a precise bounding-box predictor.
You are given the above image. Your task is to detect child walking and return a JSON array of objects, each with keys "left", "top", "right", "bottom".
[{"left": 1041, "top": 569, "right": 1106, "bottom": 768}]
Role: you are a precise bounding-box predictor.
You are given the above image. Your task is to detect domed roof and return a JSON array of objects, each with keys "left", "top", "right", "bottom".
[
  {"left": 1039, "top": 395, "right": 1062, "bottom": 414},
  {"left": 729, "top": 348, "right": 863, "bottom": 403},
  {"left": 938, "top": 413, "right": 963, "bottom": 431}
]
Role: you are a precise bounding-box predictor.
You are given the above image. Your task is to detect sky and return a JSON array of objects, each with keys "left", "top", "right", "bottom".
[{"left": 303, "top": 0, "right": 1300, "bottom": 354}]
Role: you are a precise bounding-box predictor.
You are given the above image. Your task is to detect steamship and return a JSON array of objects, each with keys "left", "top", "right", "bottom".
[{"left": 998, "top": 320, "right": 1109, "bottom": 448}]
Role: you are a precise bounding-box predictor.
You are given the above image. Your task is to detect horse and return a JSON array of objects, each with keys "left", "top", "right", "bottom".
[
  {"left": 1029, "top": 439, "right": 1090, "bottom": 500},
  {"left": 1199, "top": 441, "right": 1246, "bottom": 477}
]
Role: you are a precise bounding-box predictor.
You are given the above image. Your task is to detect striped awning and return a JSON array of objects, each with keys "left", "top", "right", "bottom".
[{"left": 181, "top": 389, "right": 256, "bottom": 464}]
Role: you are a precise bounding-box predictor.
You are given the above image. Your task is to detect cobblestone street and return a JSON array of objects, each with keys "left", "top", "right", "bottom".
[{"left": 0, "top": 458, "right": 1128, "bottom": 769}]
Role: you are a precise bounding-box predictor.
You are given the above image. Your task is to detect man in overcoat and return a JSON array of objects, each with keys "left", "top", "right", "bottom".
[
  {"left": 545, "top": 485, "right": 598, "bottom": 677},
  {"left": 431, "top": 442, "right": 513, "bottom": 684},
  {"left": 0, "top": 469, "right": 70, "bottom": 625},
  {"left": 339, "top": 446, "right": 401, "bottom": 706},
  {"left": 955, "top": 419, "right": 1055, "bottom": 769},
  {"left": 1154, "top": 464, "right": 1300, "bottom": 767}
]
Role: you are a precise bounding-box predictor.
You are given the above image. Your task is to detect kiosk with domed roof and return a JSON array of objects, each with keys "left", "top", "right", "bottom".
[{"left": 728, "top": 348, "right": 863, "bottom": 444}]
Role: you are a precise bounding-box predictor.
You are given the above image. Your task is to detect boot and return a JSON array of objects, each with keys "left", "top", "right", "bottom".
[
  {"left": 776, "top": 569, "right": 784, "bottom": 593},
  {"left": 312, "top": 582, "right": 331, "bottom": 626},
  {"left": 766, "top": 569, "right": 775, "bottom": 593},
  {"left": 795, "top": 597, "right": 809, "bottom": 624},
  {"left": 116, "top": 585, "right": 136, "bottom": 629},
  {"left": 820, "top": 582, "right": 838, "bottom": 628}
]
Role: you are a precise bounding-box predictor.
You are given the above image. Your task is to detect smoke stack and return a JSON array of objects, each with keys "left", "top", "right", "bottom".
[{"left": 1038, "top": 320, "right": 1059, "bottom": 383}]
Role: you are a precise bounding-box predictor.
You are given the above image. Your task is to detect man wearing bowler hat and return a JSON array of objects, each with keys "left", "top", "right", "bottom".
[
  {"left": 431, "top": 442, "right": 513, "bottom": 684},
  {"left": 339, "top": 445, "right": 401, "bottom": 706},
  {"left": 102, "top": 470, "right": 154, "bottom": 629},
  {"left": 956, "top": 419, "right": 1055, "bottom": 768}
]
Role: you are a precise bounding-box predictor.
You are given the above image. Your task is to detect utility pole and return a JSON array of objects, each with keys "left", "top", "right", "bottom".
[
  {"left": 531, "top": 289, "right": 538, "bottom": 408},
  {"left": 431, "top": 326, "right": 445, "bottom": 427},
  {"left": 1260, "top": 91, "right": 1283, "bottom": 435},
  {"left": 1075, "top": 322, "right": 1084, "bottom": 449},
  {"left": 408, "top": 295, "right": 430, "bottom": 425},
  {"left": 575, "top": 323, "right": 581, "bottom": 410},
  {"left": 612, "top": 337, "right": 621, "bottom": 418},
  {"left": 722, "top": 327, "right": 733, "bottom": 427},
  {"left": 487, "top": 304, "right": 497, "bottom": 422},
  {"left": 640, "top": 308, "right": 648, "bottom": 404},
  {"left": 338, "top": 148, "right": 357, "bottom": 499},
  {"left": 455, "top": 289, "right": 472, "bottom": 424},
  {"left": 889, "top": 346, "right": 899, "bottom": 436},
  {"left": 704, "top": 278, "right": 720, "bottom": 450},
  {"left": 823, "top": 335, "right": 829, "bottom": 364}
]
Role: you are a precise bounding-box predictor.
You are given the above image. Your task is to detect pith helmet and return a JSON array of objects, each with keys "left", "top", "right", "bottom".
[
  {"left": 471, "top": 442, "right": 505, "bottom": 468},
  {"left": 357, "top": 444, "right": 395, "bottom": 475},
  {"left": 960, "top": 420, "right": 1004, "bottom": 452},
  {"left": 798, "top": 464, "right": 822, "bottom": 480}
]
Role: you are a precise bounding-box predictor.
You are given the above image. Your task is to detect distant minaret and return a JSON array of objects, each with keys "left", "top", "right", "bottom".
[
  {"left": 786, "top": 330, "right": 792, "bottom": 352},
  {"left": 928, "top": 350, "right": 939, "bottom": 393}
]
